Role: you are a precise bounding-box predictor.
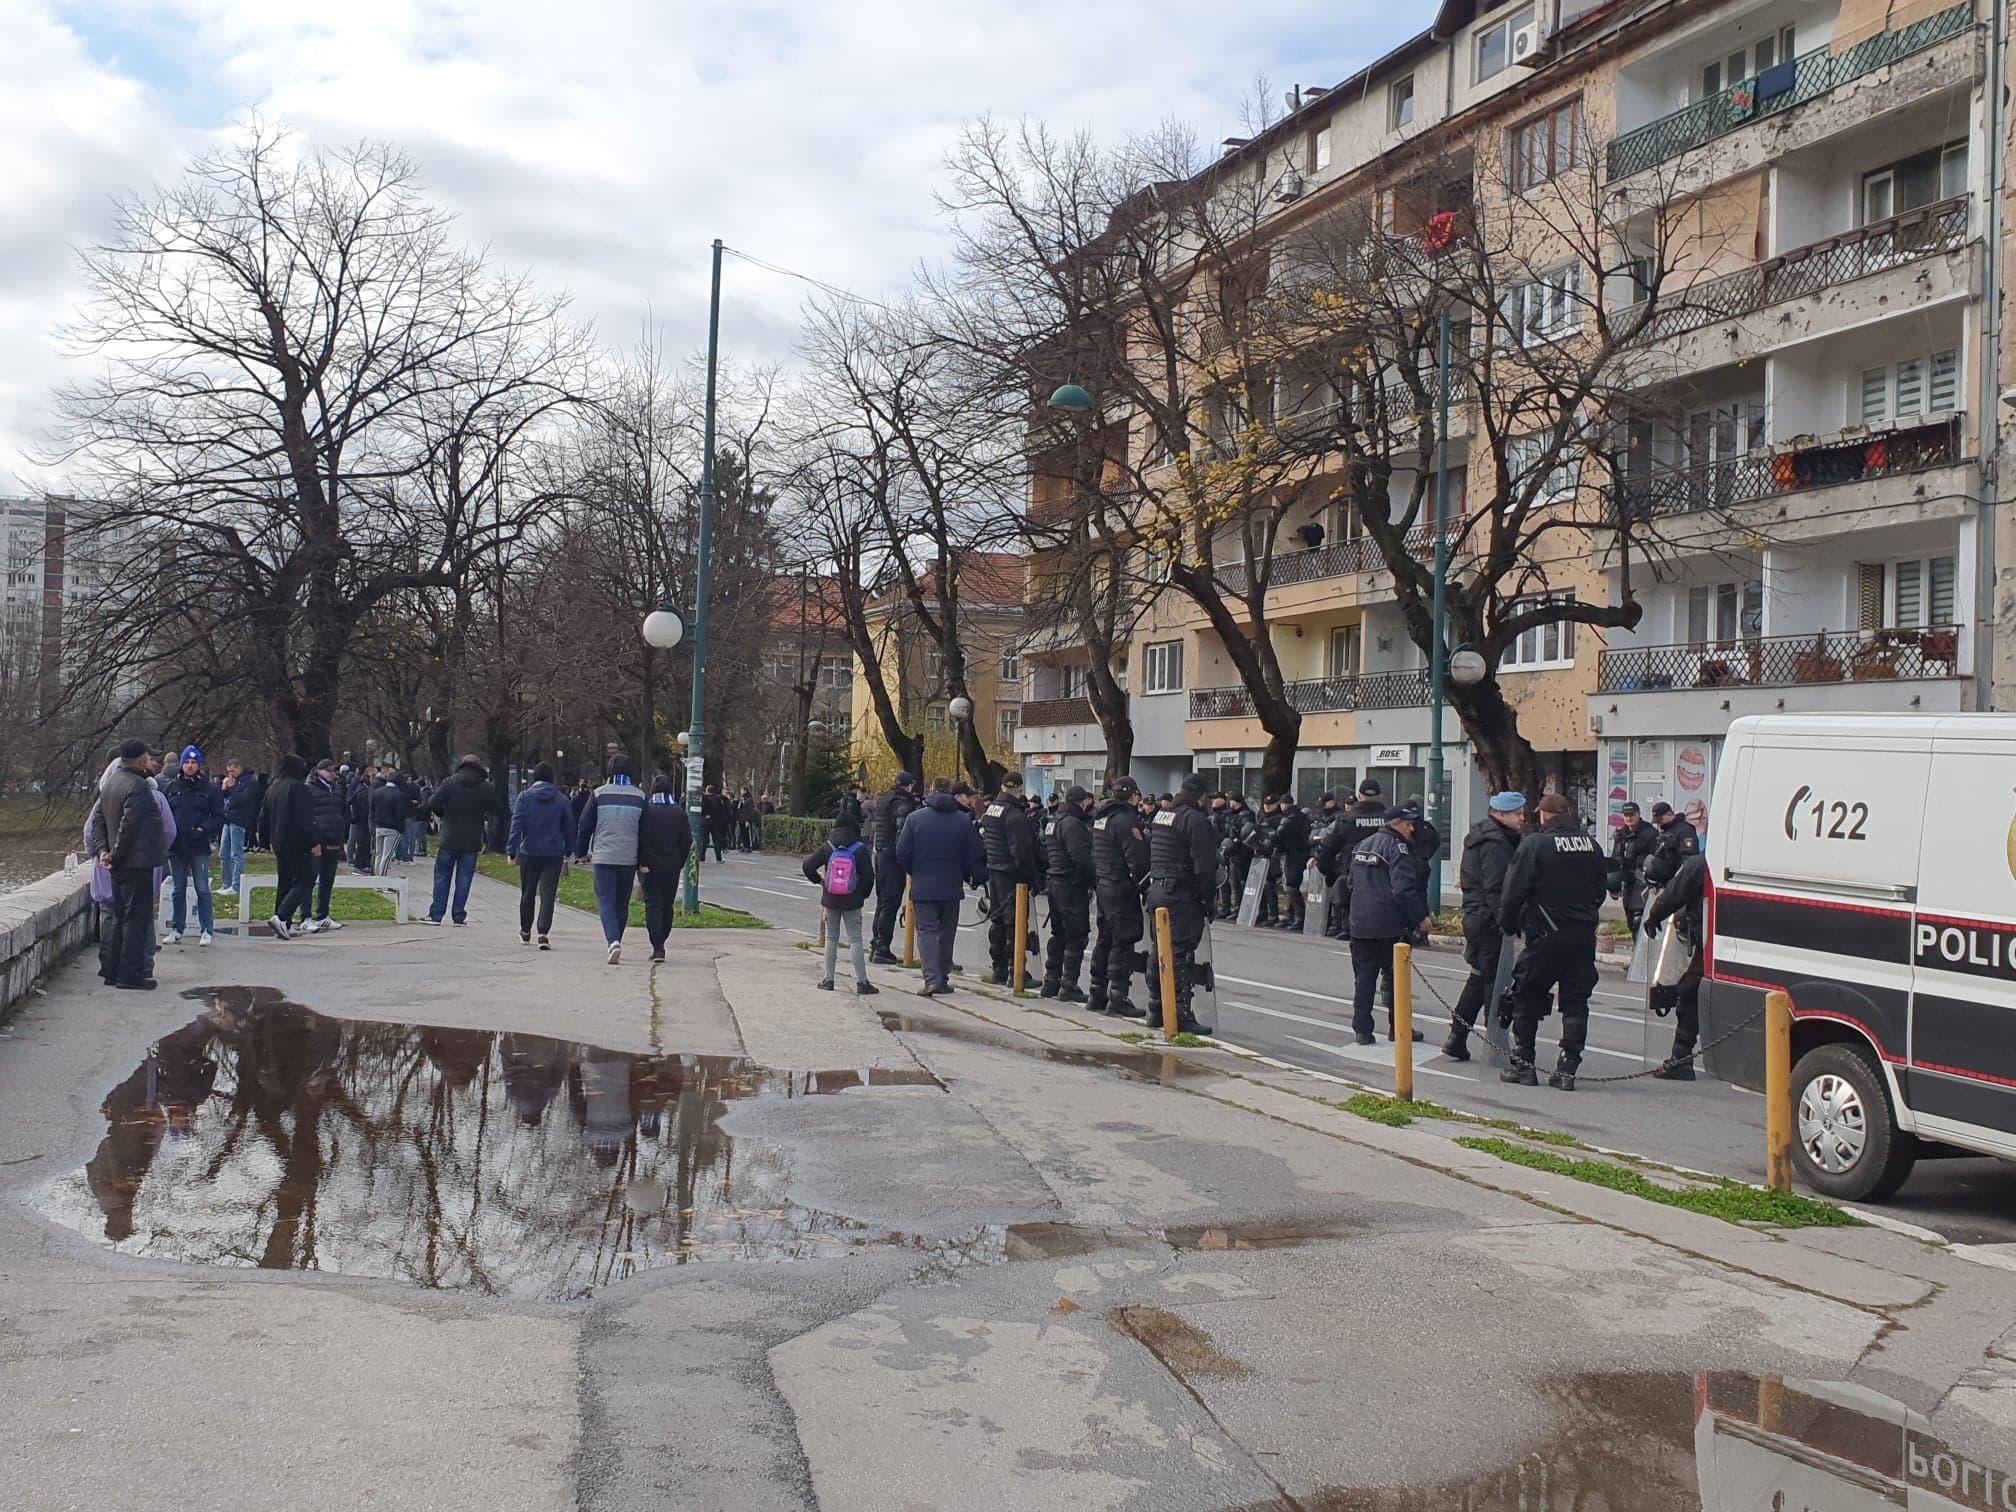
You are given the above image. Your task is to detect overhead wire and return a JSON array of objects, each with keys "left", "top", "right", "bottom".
[{"left": 718, "top": 245, "right": 894, "bottom": 310}]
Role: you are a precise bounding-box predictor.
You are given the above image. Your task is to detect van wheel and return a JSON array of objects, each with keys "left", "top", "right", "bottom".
[{"left": 1790, "top": 1044, "right": 1917, "bottom": 1202}]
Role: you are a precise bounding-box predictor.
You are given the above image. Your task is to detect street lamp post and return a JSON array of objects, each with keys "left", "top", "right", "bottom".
[
  {"left": 684, "top": 237, "right": 725, "bottom": 914},
  {"left": 1428, "top": 309, "right": 1455, "bottom": 909}
]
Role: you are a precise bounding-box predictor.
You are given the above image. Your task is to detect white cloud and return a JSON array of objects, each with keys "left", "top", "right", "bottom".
[{"left": 2, "top": 0, "right": 1406, "bottom": 485}]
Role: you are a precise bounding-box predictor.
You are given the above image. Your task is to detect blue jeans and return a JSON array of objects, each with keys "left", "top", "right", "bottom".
[
  {"left": 593, "top": 864, "right": 635, "bottom": 944},
  {"left": 218, "top": 823, "right": 247, "bottom": 890},
  {"left": 168, "top": 852, "right": 214, "bottom": 934},
  {"left": 430, "top": 849, "right": 478, "bottom": 923},
  {"left": 398, "top": 819, "right": 418, "bottom": 862}
]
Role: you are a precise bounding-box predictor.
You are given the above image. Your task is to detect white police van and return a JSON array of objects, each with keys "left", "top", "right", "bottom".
[{"left": 1703, "top": 714, "right": 2016, "bottom": 1201}]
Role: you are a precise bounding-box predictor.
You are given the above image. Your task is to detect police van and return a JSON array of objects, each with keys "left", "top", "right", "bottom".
[{"left": 1704, "top": 714, "right": 2016, "bottom": 1201}]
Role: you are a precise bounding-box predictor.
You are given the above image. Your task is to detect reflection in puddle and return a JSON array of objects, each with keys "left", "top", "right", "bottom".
[{"left": 1251, "top": 1372, "right": 2014, "bottom": 1510}]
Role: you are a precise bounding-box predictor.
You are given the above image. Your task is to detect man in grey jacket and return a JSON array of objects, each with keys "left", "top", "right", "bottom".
[
  {"left": 98, "top": 739, "right": 168, "bottom": 990},
  {"left": 573, "top": 754, "right": 647, "bottom": 964}
]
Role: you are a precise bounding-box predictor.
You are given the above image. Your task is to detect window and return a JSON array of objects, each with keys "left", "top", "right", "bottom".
[
  {"left": 1307, "top": 127, "right": 1332, "bottom": 173},
  {"left": 1862, "top": 139, "right": 1968, "bottom": 223},
  {"left": 1685, "top": 580, "right": 1763, "bottom": 646},
  {"left": 1143, "top": 640, "right": 1184, "bottom": 694},
  {"left": 1501, "top": 264, "right": 1586, "bottom": 344},
  {"left": 999, "top": 650, "right": 1021, "bottom": 684},
  {"left": 1509, "top": 97, "right": 1586, "bottom": 191},
  {"left": 1475, "top": 6, "right": 1535, "bottom": 82},
  {"left": 819, "top": 657, "right": 850, "bottom": 691},
  {"left": 1389, "top": 75, "right": 1415, "bottom": 128},
  {"left": 1500, "top": 594, "right": 1579, "bottom": 670},
  {"left": 1506, "top": 434, "right": 1582, "bottom": 505},
  {"left": 998, "top": 707, "right": 1020, "bottom": 745},
  {"left": 1858, "top": 348, "right": 1960, "bottom": 425},
  {"left": 1858, "top": 556, "right": 1957, "bottom": 629},
  {"left": 1059, "top": 664, "right": 1088, "bottom": 698},
  {"left": 1326, "top": 626, "right": 1361, "bottom": 679},
  {"left": 1698, "top": 25, "right": 1796, "bottom": 100}
]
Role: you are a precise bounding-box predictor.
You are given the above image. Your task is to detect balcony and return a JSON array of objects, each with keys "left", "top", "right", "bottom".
[
  {"left": 1215, "top": 526, "right": 1456, "bottom": 598},
  {"left": 1608, "top": 2, "right": 1974, "bottom": 180},
  {"left": 1627, "top": 197, "right": 1970, "bottom": 348},
  {"left": 1019, "top": 695, "right": 1094, "bottom": 729},
  {"left": 1597, "top": 626, "right": 1962, "bottom": 695},
  {"left": 1189, "top": 668, "right": 1429, "bottom": 721},
  {"left": 1612, "top": 416, "right": 1962, "bottom": 524}
]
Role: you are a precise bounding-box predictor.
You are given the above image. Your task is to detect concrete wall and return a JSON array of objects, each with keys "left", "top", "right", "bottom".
[{"left": 1, "top": 870, "right": 93, "bottom": 1018}]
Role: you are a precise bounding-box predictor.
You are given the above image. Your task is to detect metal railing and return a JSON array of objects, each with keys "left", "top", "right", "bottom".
[
  {"left": 1627, "top": 196, "right": 1970, "bottom": 347},
  {"left": 1215, "top": 526, "right": 1456, "bottom": 598},
  {"left": 1188, "top": 667, "right": 1431, "bottom": 720},
  {"left": 1597, "top": 626, "right": 1962, "bottom": 694},
  {"left": 1608, "top": 2, "right": 1974, "bottom": 179},
  {"left": 1612, "top": 416, "right": 1963, "bottom": 523},
  {"left": 1017, "top": 695, "right": 1094, "bottom": 728}
]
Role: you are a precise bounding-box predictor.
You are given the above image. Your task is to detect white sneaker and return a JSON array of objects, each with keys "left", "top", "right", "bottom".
[
  {"left": 160, "top": 930, "right": 180, "bottom": 946},
  {"left": 298, "top": 919, "right": 323, "bottom": 935},
  {"left": 320, "top": 919, "right": 345, "bottom": 931},
  {"left": 269, "top": 915, "right": 291, "bottom": 940},
  {"left": 606, "top": 941, "right": 622, "bottom": 966},
  {"left": 216, "top": 886, "right": 236, "bottom": 897},
  {"left": 199, "top": 932, "right": 213, "bottom": 947}
]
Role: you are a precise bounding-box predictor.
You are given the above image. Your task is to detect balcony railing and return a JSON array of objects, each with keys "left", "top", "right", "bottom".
[
  {"left": 1613, "top": 416, "right": 1963, "bottom": 524},
  {"left": 1188, "top": 667, "right": 1430, "bottom": 721},
  {"left": 1597, "top": 626, "right": 1962, "bottom": 694},
  {"left": 1627, "top": 196, "right": 1970, "bottom": 347},
  {"left": 1215, "top": 526, "right": 1458, "bottom": 598},
  {"left": 1018, "top": 695, "right": 1094, "bottom": 729},
  {"left": 1608, "top": 2, "right": 1974, "bottom": 180}
]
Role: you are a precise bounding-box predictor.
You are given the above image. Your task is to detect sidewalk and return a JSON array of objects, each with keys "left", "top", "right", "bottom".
[{"left": 1, "top": 869, "right": 2012, "bottom": 1510}]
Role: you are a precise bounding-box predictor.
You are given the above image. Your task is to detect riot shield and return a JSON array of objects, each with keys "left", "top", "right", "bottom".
[
  {"left": 1643, "top": 918, "right": 1695, "bottom": 1066},
  {"left": 1189, "top": 917, "right": 1219, "bottom": 1033},
  {"left": 1301, "top": 864, "right": 1329, "bottom": 937},
  {"left": 1480, "top": 936, "right": 1520, "bottom": 1069},
  {"left": 1234, "top": 861, "right": 1269, "bottom": 927},
  {"left": 1624, "top": 890, "right": 1661, "bottom": 984}
]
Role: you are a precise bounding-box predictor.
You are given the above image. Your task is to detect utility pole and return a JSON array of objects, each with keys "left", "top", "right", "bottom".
[
  {"left": 1427, "top": 308, "right": 1453, "bottom": 910},
  {"left": 684, "top": 238, "right": 723, "bottom": 914}
]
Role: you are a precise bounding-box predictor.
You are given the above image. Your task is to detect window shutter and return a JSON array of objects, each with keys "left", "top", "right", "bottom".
[
  {"left": 1857, "top": 563, "right": 1886, "bottom": 630},
  {"left": 1894, "top": 357, "right": 1926, "bottom": 415},
  {"left": 1860, "top": 367, "right": 1890, "bottom": 424},
  {"left": 1929, "top": 349, "right": 1959, "bottom": 413},
  {"left": 1894, "top": 559, "right": 1923, "bottom": 627},
  {"left": 1930, "top": 555, "right": 1957, "bottom": 626}
]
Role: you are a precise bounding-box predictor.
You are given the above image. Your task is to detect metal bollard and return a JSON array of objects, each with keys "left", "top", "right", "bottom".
[
  {"left": 1155, "top": 907, "right": 1179, "bottom": 1041},
  {"left": 902, "top": 878, "right": 917, "bottom": 968},
  {"left": 1013, "top": 883, "right": 1030, "bottom": 994},
  {"left": 1765, "top": 989, "right": 1794, "bottom": 1194},
  {"left": 1393, "top": 941, "right": 1415, "bottom": 1101}
]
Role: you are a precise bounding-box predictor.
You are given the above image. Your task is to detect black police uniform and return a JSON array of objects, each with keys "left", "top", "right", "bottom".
[
  {"left": 1145, "top": 791, "right": 1218, "bottom": 1032},
  {"left": 1445, "top": 815, "right": 1521, "bottom": 1057},
  {"left": 1251, "top": 805, "right": 1283, "bottom": 925},
  {"left": 1089, "top": 794, "right": 1150, "bottom": 1018},
  {"left": 1274, "top": 805, "right": 1313, "bottom": 929},
  {"left": 1607, "top": 818, "right": 1660, "bottom": 936},
  {"left": 1316, "top": 797, "right": 1389, "bottom": 939},
  {"left": 868, "top": 781, "right": 919, "bottom": 961},
  {"left": 1216, "top": 803, "right": 1254, "bottom": 918},
  {"left": 1643, "top": 814, "right": 1700, "bottom": 890},
  {"left": 1644, "top": 851, "right": 1708, "bottom": 1077},
  {"left": 1040, "top": 798, "right": 1096, "bottom": 999},
  {"left": 1346, "top": 822, "right": 1429, "bottom": 1042},
  {"left": 1498, "top": 812, "right": 1609, "bottom": 1087},
  {"left": 979, "top": 789, "right": 1041, "bottom": 982}
]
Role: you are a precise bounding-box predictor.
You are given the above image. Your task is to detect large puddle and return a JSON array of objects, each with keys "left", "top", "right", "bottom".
[{"left": 1238, "top": 1371, "right": 2014, "bottom": 1509}]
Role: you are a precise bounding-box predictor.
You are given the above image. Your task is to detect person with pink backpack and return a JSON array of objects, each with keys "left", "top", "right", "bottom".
[{"left": 803, "top": 817, "right": 878, "bottom": 995}]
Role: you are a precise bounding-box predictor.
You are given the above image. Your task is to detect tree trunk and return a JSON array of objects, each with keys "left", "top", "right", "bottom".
[{"left": 1448, "top": 679, "right": 1542, "bottom": 799}]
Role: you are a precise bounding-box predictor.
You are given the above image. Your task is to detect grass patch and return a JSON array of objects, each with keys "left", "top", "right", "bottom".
[
  {"left": 0, "top": 796, "right": 88, "bottom": 885},
  {"left": 1166, "top": 1031, "right": 1210, "bottom": 1048},
  {"left": 1339, "top": 1092, "right": 1457, "bottom": 1128},
  {"left": 474, "top": 854, "right": 766, "bottom": 929},
  {"left": 244, "top": 885, "right": 395, "bottom": 923},
  {"left": 1454, "top": 1136, "right": 1862, "bottom": 1228},
  {"left": 1109, "top": 1031, "right": 1151, "bottom": 1043}
]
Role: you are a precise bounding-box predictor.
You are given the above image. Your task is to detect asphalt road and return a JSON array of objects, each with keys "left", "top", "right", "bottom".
[{"left": 699, "top": 849, "right": 2016, "bottom": 1247}]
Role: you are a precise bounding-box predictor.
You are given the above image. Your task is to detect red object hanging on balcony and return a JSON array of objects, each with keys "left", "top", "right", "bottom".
[
  {"left": 1772, "top": 453, "right": 1797, "bottom": 490},
  {"left": 1866, "top": 439, "right": 1888, "bottom": 471},
  {"left": 1422, "top": 211, "right": 1459, "bottom": 253}
]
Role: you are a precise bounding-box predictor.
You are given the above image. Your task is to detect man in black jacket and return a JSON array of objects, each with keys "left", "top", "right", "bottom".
[
  {"left": 1251, "top": 796, "right": 1284, "bottom": 926},
  {"left": 98, "top": 740, "right": 167, "bottom": 988},
  {"left": 426, "top": 755, "right": 499, "bottom": 927},
  {"left": 1498, "top": 794, "right": 1609, "bottom": 1090},
  {"left": 638, "top": 775, "right": 695, "bottom": 963},
  {"left": 867, "top": 772, "right": 919, "bottom": 965},
  {"left": 979, "top": 773, "right": 1041, "bottom": 984},
  {"left": 1273, "top": 798, "right": 1313, "bottom": 930},
  {"left": 1347, "top": 805, "right": 1431, "bottom": 1045},
  {"left": 370, "top": 771, "right": 408, "bottom": 877},
  {"left": 1442, "top": 792, "right": 1526, "bottom": 1061},
  {"left": 1039, "top": 786, "right": 1097, "bottom": 1001},
  {"left": 261, "top": 754, "right": 319, "bottom": 939},
  {"left": 1642, "top": 801, "right": 1699, "bottom": 889},
  {"left": 1607, "top": 801, "right": 1659, "bottom": 936},
  {"left": 304, "top": 760, "right": 350, "bottom": 933},
  {"left": 1315, "top": 780, "right": 1389, "bottom": 939},
  {"left": 1145, "top": 778, "right": 1219, "bottom": 1035},
  {"left": 1215, "top": 794, "right": 1254, "bottom": 919},
  {"left": 1644, "top": 852, "right": 1708, "bottom": 1081},
  {"left": 1088, "top": 777, "right": 1150, "bottom": 1019}
]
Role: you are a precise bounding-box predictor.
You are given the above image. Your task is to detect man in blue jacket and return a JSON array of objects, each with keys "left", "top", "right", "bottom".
[
  {"left": 216, "top": 759, "right": 261, "bottom": 895},
  {"left": 894, "top": 776, "right": 986, "bottom": 996},
  {"left": 161, "top": 745, "right": 221, "bottom": 947},
  {"left": 1346, "top": 803, "right": 1432, "bottom": 1046},
  {"left": 508, "top": 762, "right": 579, "bottom": 948}
]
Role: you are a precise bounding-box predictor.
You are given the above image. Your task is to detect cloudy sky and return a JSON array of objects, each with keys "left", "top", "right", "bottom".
[{"left": 1, "top": 0, "right": 1414, "bottom": 490}]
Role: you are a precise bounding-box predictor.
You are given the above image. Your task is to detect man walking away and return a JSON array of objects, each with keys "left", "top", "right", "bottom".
[
  {"left": 508, "top": 761, "right": 578, "bottom": 948},
  {"left": 699, "top": 784, "right": 730, "bottom": 863},
  {"left": 637, "top": 773, "right": 694, "bottom": 963},
  {"left": 304, "top": 760, "right": 349, "bottom": 934},
  {"left": 1346, "top": 804, "right": 1431, "bottom": 1045},
  {"left": 574, "top": 755, "right": 646, "bottom": 963},
  {"left": 894, "top": 777, "right": 986, "bottom": 996},
  {"left": 979, "top": 772, "right": 1041, "bottom": 986},
  {"left": 804, "top": 814, "right": 877, "bottom": 994},
  {"left": 867, "top": 772, "right": 919, "bottom": 966},
  {"left": 162, "top": 746, "right": 221, "bottom": 947},
  {"left": 1498, "top": 793, "right": 1608, "bottom": 1090},
  {"left": 1607, "top": 801, "right": 1659, "bottom": 937},
  {"left": 98, "top": 740, "right": 167, "bottom": 989},
  {"left": 217, "top": 759, "right": 259, "bottom": 896},
  {"left": 1143, "top": 777, "right": 1218, "bottom": 1036},
  {"left": 1645, "top": 850, "right": 1708, "bottom": 1081},
  {"left": 426, "top": 755, "right": 499, "bottom": 928},
  {"left": 262, "top": 755, "right": 318, "bottom": 938},
  {"left": 370, "top": 770, "right": 407, "bottom": 878},
  {"left": 1442, "top": 792, "right": 1526, "bottom": 1061},
  {"left": 1088, "top": 776, "right": 1151, "bottom": 1020},
  {"left": 1039, "top": 786, "right": 1096, "bottom": 1001}
]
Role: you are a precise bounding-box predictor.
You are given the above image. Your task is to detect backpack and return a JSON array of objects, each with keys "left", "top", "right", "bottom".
[{"left": 826, "top": 842, "right": 862, "bottom": 897}]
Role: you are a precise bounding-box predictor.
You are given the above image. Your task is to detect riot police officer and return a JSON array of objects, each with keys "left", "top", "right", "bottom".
[
  {"left": 1251, "top": 795, "right": 1284, "bottom": 926},
  {"left": 1315, "top": 779, "right": 1389, "bottom": 939},
  {"left": 1347, "top": 803, "right": 1431, "bottom": 1045},
  {"left": 1642, "top": 800, "right": 1699, "bottom": 890},
  {"left": 1498, "top": 793, "right": 1608, "bottom": 1090},
  {"left": 1040, "top": 786, "right": 1096, "bottom": 1001},
  {"left": 1089, "top": 776, "right": 1151, "bottom": 1019},
  {"left": 1145, "top": 777, "right": 1218, "bottom": 1035},
  {"left": 1216, "top": 793, "right": 1254, "bottom": 919},
  {"left": 1273, "top": 796, "right": 1313, "bottom": 930},
  {"left": 868, "top": 771, "right": 919, "bottom": 965},
  {"left": 1644, "top": 850, "right": 1707, "bottom": 1081},
  {"left": 1442, "top": 792, "right": 1526, "bottom": 1061},
  {"left": 979, "top": 772, "right": 1041, "bottom": 985},
  {"left": 1607, "top": 801, "right": 1660, "bottom": 936}
]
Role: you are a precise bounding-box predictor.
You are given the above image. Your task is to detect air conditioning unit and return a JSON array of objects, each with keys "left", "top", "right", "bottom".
[
  {"left": 1272, "top": 170, "right": 1307, "bottom": 204},
  {"left": 1511, "top": 22, "right": 1544, "bottom": 65}
]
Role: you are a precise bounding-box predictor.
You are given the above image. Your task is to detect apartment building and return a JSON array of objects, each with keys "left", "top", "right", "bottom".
[
  {"left": 0, "top": 496, "right": 121, "bottom": 717},
  {"left": 1019, "top": 0, "right": 2010, "bottom": 846}
]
